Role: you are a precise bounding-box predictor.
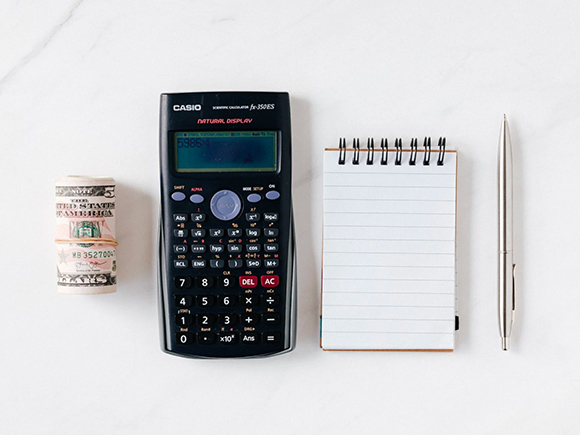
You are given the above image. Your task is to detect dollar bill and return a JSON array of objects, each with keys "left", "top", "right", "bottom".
[{"left": 55, "top": 176, "right": 117, "bottom": 294}]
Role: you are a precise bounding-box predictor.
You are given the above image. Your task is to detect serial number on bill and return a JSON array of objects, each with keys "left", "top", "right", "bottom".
[{"left": 72, "top": 251, "right": 115, "bottom": 259}]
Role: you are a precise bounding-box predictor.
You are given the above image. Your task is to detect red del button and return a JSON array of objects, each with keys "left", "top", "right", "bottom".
[
  {"left": 239, "top": 276, "right": 258, "bottom": 288},
  {"left": 261, "top": 275, "right": 279, "bottom": 288}
]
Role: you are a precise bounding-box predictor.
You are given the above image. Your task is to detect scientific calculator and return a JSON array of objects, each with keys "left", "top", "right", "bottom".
[{"left": 158, "top": 92, "right": 296, "bottom": 358}]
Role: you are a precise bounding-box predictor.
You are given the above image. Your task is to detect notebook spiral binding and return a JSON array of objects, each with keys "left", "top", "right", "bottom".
[{"left": 337, "top": 137, "right": 447, "bottom": 166}]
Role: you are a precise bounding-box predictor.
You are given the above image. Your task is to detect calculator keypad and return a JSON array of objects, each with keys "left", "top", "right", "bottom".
[{"left": 168, "top": 186, "right": 286, "bottom": 356}]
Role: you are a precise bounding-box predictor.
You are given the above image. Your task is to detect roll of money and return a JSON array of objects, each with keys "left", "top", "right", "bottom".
[{"left": 55, "top": 176, "right": 117, "bottom": 294}]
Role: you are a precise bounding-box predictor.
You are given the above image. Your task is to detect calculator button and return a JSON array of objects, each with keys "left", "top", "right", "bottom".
[
  {"left": 263, "top": 228, "right": 278, "bottom": 237},
  {"left": 174, "top": 295, "right": 193, "bottom": 308},
  {"left": 175, "top": 313, "right": 193, "bottom": 327},
  {"left": 174, "top": 229, "right": 189, "bottom": 238},
  {"left": 246, "top": 244, "right": 261, "bottom": 253},
  {"left": 173, "top": 213, "right": 188, "bottom": 223},
  {"left": 173, "top": 245, "right": 188, "bottom": 254},
  {"left": 227, "top": 228, "right": 242, "bottom": 237},
  {"left": 264, "top": 212, "right": 278, "bottom": 222},
  {"left": 228, "top": 244, "right": 242, "bottom": 253},
  {"left": 264, "top": 243, "right": 278, "bottom": 253},
  {"left": 197, "top": 332, "right": 216, "bottom": 345},
  {"left": 210, "top": 190, "right": 242, "bottom": 221},
  {"left": 246, "top": 260, "right": 261, "bottom": 268},
  {"left": 171, "top": 192, "right": 186, "bottom": 202},
  {"left": 174, "top": 276, "right": 192, "bottom": 289},
  {"left": 241, "top": 313, "right": 260, "bottom": 326},
  {"left": 263, "top": 331, "right": 281, "bottom": 344},
  {"left": 195, "top": 276, "right": 215, "bottom": 289},
  {"left": 174, "top": 260, "right": 188, "bottom": 268},
  {"left": 219, "top": 314, "right": 238, "bottom": 326},
  {"left": 218, "top": 333, "right": 238, "bottom": 345},
  {"left": 242, "top": 294, "right": 259, "bottom": 307},
  {"left": 191, "top": 244, "right": 206, "bottom": 253},
  {"left": 209, "top": 244, "right": 224, "bottom": 254},
  {"left": 192, "top": 259, "right": 207, "bottom": 268},
  {"left": 262, "top": 294, "right": 280, "bottom": 307},
  {"left": 245, "top": 213, "right": 260, "bottom": 222},
  {"left": 175, "top": 332, "right": 195, "bottom": 345},
  {"left": 210, "top": 259, "right": 224, "bottom": 268},
  {"left": 219, "top": 295, "right": 237, "bottom": 307},
  {"left": 262, "top": 313, "right": 281, "bottom": 325},
  {"left": 239, "top": 276, "right": 258, "bottom": 288},
  {"left": 265, "top": 190, "right": 280, "bottom": 200},
  {"left": 191, "top": 213, "right": 206, "bottom": 222},
  {"left": 247, "top": 193, "right": 262, "bottom": 203},
  {"left": 241, "top": 332, "right": 260, "bottom": 344},
  {"left": 197, "top": 295, "right": 216, "bottom": 307},
  {"left": 189, "top": 194, "right": 204, "bottom": 204},
  {"left": 197, "top": 313, "right": 216, "bottom": 326},
  {"left": 264, "top": 259, "right": 279, "bottom": 268},
  {"left": 218, "top": 276, "right": 236, "bottom": 288},
  {"left": 228, "top": 259, "right": 243, "bottom": 268},
  {"left": 246, "top": 228, "right": 261, "bottom": 237},
  {"left": 209, "top": 229, "right": 224, "bottom": 237},
  {"left": 191, "top": 229, "right": 206, "bottom": 238},
  {"left": 261, "top": 275, "right": 279, "bottom": 288}
]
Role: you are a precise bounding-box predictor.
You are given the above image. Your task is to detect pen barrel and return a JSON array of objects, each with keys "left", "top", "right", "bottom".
[
  {"left": 498, "top": 252, "right": 515, "bottom": 338},
  {"left": 498, "top": 120, "right": 513, "bottom": 252}
]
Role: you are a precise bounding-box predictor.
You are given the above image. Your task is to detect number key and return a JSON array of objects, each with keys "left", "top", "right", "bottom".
[
  {"left": 219, "top": 314, "right": 238, "bottom": 326},
  {"left": 174, "top": 295, "right": 193, "bottom": 308},
  {"left": 195, "top": 276, "right": 215, "bottom": 289},
  {"left": 197, "top": 313, "right": 216, "bottom": 326},
  {"left": 175, "top": 313, "right": 193, "bottom": 327},
  {"left": 174, "top": 276, "right": 192, "bottom": 289},
  {"left": 219, "top": 295, "right": 237, "bottom": 307},
  {"left": 175, "top": 332, "right": 195, "bottom": 345},
  {"left": 197, "top": 295, "right": 216, "bottom": 307},
  {"left": 219, "top": 276, "right": 236, "bottom": 288}
]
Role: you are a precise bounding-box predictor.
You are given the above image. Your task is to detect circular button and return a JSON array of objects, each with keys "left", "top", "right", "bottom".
[
  {"left": 210, "top": 190, "right": 242, "bottom": 221},
  {"left": 247, "top": 193, "right": 262, "bottom": 203},
  {"left": 171, "top": 191, "right": 186, "bottom": 201},
  {"left": 265, "top": 190, "right": 280, "bottom": 200},
  {"left": 189, "top": 194, "right": 204, "bottom": 204}
]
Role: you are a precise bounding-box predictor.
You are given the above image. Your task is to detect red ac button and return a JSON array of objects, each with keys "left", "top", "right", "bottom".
[{"left": 260, "top": 275, "right": 279, "bottom": 288}]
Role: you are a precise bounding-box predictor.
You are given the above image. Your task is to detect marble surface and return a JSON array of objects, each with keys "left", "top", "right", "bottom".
[{"left": 1, "top": 1, "right": 580, "bottom": 433}]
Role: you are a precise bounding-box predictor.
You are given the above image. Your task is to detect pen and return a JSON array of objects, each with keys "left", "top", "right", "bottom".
[{"left": 498, "top": 115, "right": 516, "bottom": 351}]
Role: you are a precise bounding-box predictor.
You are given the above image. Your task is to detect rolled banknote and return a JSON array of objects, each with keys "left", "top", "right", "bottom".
[{"left": 55, "top": 176, "right": 117, "bottom": 294}]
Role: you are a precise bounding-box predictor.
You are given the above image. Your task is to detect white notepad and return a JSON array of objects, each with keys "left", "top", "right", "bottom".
[{"left": 321, "top": 144, "right": 457, "bottom": 351}]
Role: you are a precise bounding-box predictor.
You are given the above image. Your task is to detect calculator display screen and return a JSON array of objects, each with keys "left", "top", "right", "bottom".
[{"left": 175, "top": 131, "right": 277, "bottom": 172}]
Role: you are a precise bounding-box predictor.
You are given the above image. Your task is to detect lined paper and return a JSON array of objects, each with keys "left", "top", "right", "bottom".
[{"left": 321, "top": 149, "right": 457, "bottom": 350}]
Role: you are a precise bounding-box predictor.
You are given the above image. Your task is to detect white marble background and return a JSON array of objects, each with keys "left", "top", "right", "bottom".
[{"left": 1, "top": 1, "right": 579, "bottom": 434}]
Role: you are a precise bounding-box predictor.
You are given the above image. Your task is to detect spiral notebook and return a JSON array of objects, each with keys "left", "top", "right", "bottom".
[{"left": 321, "top": 138, "right": 458, "bottom": 351}]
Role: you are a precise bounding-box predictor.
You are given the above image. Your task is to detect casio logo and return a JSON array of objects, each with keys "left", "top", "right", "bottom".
[{"left": 173, "top": 104, "right": 202, "bottom": 111}]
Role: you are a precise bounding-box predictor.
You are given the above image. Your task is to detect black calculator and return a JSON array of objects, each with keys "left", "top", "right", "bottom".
[{"left": 158, "top": 92, "right": 296, "bottom": 358}]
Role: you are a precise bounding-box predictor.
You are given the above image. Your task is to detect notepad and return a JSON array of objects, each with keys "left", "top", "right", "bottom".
[{"left": 321, "top": 140, "right": 458, "bottom": 351}]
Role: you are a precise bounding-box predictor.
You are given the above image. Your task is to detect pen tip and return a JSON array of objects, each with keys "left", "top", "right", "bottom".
[
  {"left": 503, "top": 114, "right": 507, "bottom": 121},
  {"left": 502, "top": 337, "right": 509, "bottom": 351}
]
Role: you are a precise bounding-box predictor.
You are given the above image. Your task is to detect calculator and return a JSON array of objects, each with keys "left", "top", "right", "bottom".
[{"left": 158, "top": 91, "right": 296, "bottom": 358}]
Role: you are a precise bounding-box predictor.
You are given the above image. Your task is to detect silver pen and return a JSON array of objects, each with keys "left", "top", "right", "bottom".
[{"left": 498, "top": 115, "right": 516, "bottom": 351}]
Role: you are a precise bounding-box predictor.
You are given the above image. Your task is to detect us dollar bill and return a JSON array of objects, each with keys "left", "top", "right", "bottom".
[{"left": 55, "top": 176, "right": 117, "bottom": 294}]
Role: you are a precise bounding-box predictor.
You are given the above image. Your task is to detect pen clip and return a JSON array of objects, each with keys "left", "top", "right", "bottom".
[{"left": 512, "top": 263, "right": 517, "bottom": 315}]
